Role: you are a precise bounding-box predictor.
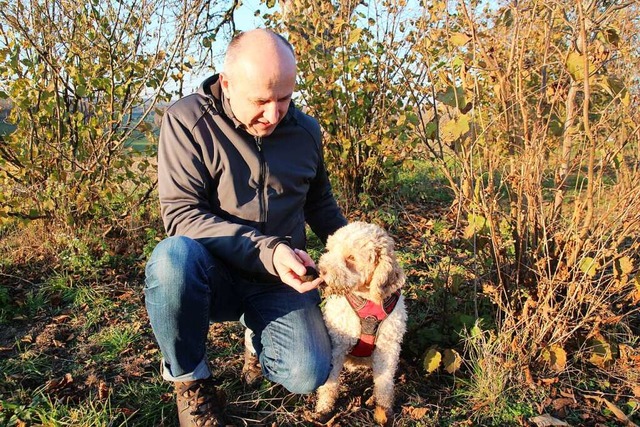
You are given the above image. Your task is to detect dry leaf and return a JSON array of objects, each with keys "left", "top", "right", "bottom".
[
  {"left": 524, "top": 365, "right": 534, "bottom": 385},
  {"left": 98, "top": 381, "right": 109, "bottom": 400},
  {"left": 541, "top": 344, "right": 567, "bottom": 372},
  {"left": 629, "top": 275, "right": 640, "bottom": 304},
  {"left": 443, "top": 348, "right": 463, "bottom": 374},
  {"left": 52, "top": 314, "right": 71, "bottom": 323},
  {"left": 402, "top": 406, "right": 429, "bottom": 419},
  {"left": 585, "top": 395, "right": 639, "bottom": 427},
  {"left": 588, "top": 337, "right": 614, "bottom": 367},
  {"left": 44, "top": 373, "right": 73, "bottom": 393},
  {"left": 529, "top": 413, "right": 570, "bottom": 426},
  {"left": 552, "top": 398, "right": 575, "bottom": 411}
]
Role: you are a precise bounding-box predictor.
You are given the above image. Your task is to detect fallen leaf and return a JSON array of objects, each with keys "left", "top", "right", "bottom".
[
  {"left": 52, "top": 314, "right": 72, "bottom": 323},
  {"left": 443, "top": 348, "right": 463, "bottom": 374},
  {"left": 402, "top": 406, "right": 429, "bottom": 419},
  {"left": 44, "top": 373, "right": 74, "bottom": 393},
  {"left": 98, "top": 381, "right": 109, "bottom": 400},
  {"left": 524, "top": 365, "right": 534, "bottom": 385},
  {"left": 529, "top": 413, "right": 570, "bottom": 426},
  {"left": 585, "top": 395, "right": 639, "bottom": 427},
  {"left": 117, "top": 407, "right": 137, "bottom": 417},
  {"left": 552, "top": 398, "right": 575, "bottom": 411},
  {"left": 541, "top": 344, "right": 567, "bottom": 372},
  {"left": 423, "top": 348, "right": 442, "bottom": 374}
]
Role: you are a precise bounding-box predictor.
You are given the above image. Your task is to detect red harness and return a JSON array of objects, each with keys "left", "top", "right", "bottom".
[{"left": 345, "top": 290, "right": 401, "bottom": 357}]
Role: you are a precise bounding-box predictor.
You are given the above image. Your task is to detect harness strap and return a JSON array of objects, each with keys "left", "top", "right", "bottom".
[{"left": 346, "top": 290, "right": 401, "bottom": 357}]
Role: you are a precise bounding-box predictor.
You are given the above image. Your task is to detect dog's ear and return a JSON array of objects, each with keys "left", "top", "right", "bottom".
[{"left": 369, "top": 240, "right": 404, "bottom": 304}]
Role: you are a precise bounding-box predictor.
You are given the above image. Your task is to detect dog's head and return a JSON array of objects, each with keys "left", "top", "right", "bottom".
[{"left": 318, "top": 221, "right": 405, "bottom": 304}]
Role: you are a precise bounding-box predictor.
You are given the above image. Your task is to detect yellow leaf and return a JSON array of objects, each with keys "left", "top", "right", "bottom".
[
  {"left": 614, "top": 256, "right": 634, "bottom": 278},
  {"left": 629, "top": 275, "right": 640, "bottom": 304},
  {"left": 443, "top": 348, "right": 463, "bottom": 374},
  {"left": 422, "top": 348, "right": 441, "bottom": 374},
  {"left": 566, "top": 51, "right": 595, "bottom": 81},
  {"left": 541, "top": 344, "right": 567, "bottom": 372},
  {"left": 588, "top": 337, "right": 613, "bottom": 367},
  {"left": 450, "top": 32, "right": 471, "bottom": 46},
  {"left": 348, "top": 28, "right": 363, "bottom": 45},
  {"left": 579, "top": 257, "right": 599, "bottom": 278},
  {"left": 441, "top": 114, "right": 470, "bottom": 142}
]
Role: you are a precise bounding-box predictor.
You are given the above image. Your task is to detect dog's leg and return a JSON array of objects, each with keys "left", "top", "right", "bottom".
[
  {"left": 314, "top": 351, "right": 347, "bottom": 423},
  {"left": 371, "top": 342, "right": 402, "bottom": 426}
]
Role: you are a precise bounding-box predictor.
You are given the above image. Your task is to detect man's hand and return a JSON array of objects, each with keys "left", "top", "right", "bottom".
[{"left": 273, "top": 244, "right": 324, "bottom": 293}]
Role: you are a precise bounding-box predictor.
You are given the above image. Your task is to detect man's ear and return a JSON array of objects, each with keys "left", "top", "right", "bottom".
[{"left": 219, "top": 73, "right": 231, "bottom": 97}]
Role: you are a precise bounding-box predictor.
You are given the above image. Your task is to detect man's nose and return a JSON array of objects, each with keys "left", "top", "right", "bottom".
[{"left": 263, "top": 102, "right": 279, "bottom": 124}]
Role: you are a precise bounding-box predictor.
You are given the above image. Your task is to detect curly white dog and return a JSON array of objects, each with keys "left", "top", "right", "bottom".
[{"left": 315, "top": 221, "right": 407, "bottom": 426}]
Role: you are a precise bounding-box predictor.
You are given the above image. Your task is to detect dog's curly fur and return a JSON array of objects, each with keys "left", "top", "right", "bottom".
[{"left": 315, "top": 221, "right": 407, "bottom": 426}]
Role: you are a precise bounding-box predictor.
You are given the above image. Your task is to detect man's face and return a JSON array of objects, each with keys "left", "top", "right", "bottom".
[{"left": 220, "top": 66, "right": 296, "bottom": 138}]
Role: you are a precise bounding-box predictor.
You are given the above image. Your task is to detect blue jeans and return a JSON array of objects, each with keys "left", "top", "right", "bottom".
[{"left": 144, "top": 236, "right": 332, "bottom": 394}]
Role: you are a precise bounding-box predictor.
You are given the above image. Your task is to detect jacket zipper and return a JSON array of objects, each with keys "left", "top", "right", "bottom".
[{"left": 254, "top": 136, "right": 267, "bottom": 233}]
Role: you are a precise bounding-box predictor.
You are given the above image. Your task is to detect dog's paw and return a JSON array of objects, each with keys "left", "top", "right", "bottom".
[{"left": 374, "top": 405, "right": 393, "bottom": 426}]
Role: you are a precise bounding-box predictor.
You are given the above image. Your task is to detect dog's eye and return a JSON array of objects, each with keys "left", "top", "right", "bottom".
[{"left": 345, "top": 255, "right": 356, "bottom": 269}]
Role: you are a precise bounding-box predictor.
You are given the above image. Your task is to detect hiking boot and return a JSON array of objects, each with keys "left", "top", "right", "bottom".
[
  {"left": 175, "top": 377, "right": 226, "bottom": 427},
  {"left": 242, "top": 328, "right": 262, "bottom": 385}
]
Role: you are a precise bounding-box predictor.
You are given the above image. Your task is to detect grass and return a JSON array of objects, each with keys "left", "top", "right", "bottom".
[{"left": 0, "top": 162, "right": 638, "bottom": 427}]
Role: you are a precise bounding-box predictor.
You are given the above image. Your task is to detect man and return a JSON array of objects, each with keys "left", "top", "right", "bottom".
[{"left": 144, "top": 28, "right": 347, "bottom": 426}]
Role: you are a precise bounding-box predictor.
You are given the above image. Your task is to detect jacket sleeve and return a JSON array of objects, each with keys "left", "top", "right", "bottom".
[
  {"left": 303, "top": 133, "right": 348, "bottom": 244},
  {"left": 157, "top": 110, "right": 284, "bottom": 276}
]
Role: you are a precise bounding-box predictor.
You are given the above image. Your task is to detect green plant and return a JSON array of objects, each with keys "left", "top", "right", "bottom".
[
  {"left": 276, "top": 1, "right": 421, "bottom": 207},
  {"left": 33, "top": 392, "right": 132, "bottom": 427},
  {"left": 454, "top": 326, "right": 535, "bottom": 425},
  {"left": 90, "top": 323, "right": 142, "bottom": 363}
]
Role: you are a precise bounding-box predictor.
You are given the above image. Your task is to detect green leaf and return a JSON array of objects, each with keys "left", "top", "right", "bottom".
[
  {"left": 437, "top": 86, "right": 466, "bottom": 108},
  {"left": 470, "top": 324, "right": 483, "bottom": 339},
  {"left": 425, "top": 121, "right": 437, "bottom": 140}
]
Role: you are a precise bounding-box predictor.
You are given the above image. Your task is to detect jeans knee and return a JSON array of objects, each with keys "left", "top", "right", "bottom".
[
  {"left": 280, "top": 351, "right": 332, "bottom": 394},
  {"left": 144, "top": 236, "right": 209, "bottom": 301}
]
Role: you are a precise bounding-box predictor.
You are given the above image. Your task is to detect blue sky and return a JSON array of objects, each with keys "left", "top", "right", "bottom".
[{"left": 181, "top": 0, "right": 270, "bottom": 93}]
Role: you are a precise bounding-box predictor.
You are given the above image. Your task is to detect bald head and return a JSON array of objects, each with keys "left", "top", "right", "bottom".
[
  {"left": 223, "top": 29, "right": 296, "bottom": 78},
  {"left": 219, "top": 29, "right": 298, "bottom": 137}
]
